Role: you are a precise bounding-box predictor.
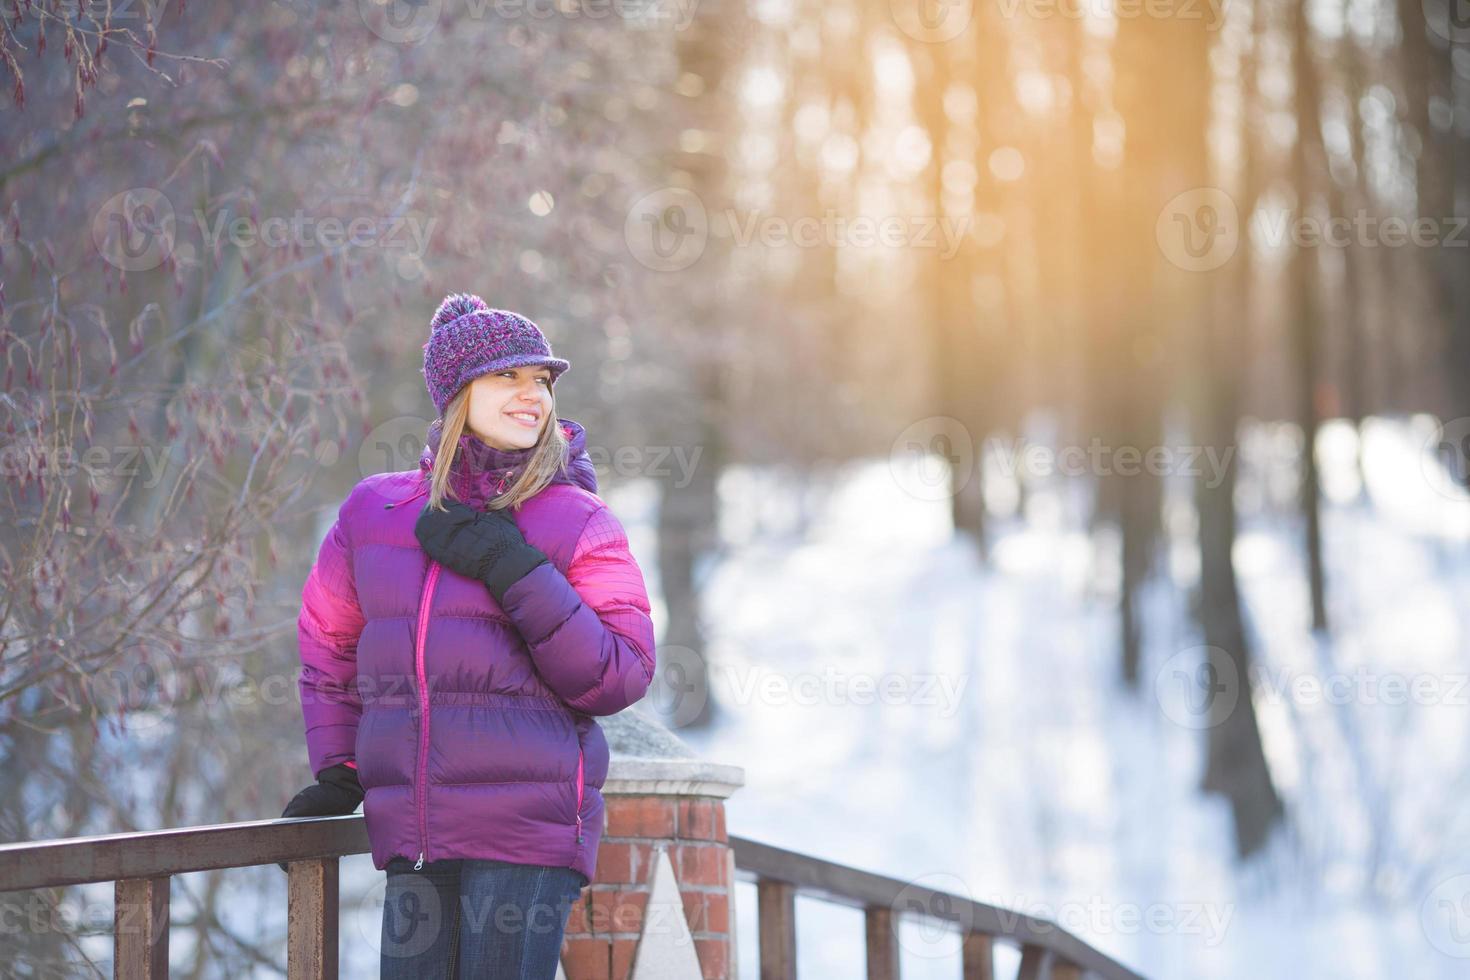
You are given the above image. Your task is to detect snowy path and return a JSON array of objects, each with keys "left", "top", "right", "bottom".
[{"left": 646, "top": 417, "right": 1470, "bottom": 979}]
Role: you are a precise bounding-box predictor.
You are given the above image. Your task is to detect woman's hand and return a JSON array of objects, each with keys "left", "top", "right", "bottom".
[
  {"left": 278, "top": 763, "right": 364, "bottom": 871},
  {"left": 281, "top": 763, "right": 363, "bottom": 818},
  {"left": 414, "top": 500, "right": 549, "bottom": 603}
]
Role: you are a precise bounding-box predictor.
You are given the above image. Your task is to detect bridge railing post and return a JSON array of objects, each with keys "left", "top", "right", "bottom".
[
  {"left": 961, "top": 931, "right": 995, "bottom": 980},
  {"left": 756, "top": 878, "right": 796, "bottom": 979},
  {"left": 864, "top": 904, "right": 900, "bottom": 980},
  {"left": 286, "top": 857, "right": 339, "bottom": 980},
  {"left": 114, "top": 874, "right": 169, "bottom": 980}
]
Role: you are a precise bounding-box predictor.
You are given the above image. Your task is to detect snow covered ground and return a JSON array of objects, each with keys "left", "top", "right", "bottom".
[
  {"left": 627, "top": 414, "right": 1470, "bottom": 980},
  {"left": 71, "top": 414, "right": 1470, "bottom": 977}
]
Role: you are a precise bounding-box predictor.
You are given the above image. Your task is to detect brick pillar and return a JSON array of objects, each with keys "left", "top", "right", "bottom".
[{"left": 560, "top": 717, "right": 744, "bottom": 980}]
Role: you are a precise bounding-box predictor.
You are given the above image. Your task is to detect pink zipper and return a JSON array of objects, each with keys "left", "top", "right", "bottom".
[
  {"left": 412, "top": 561, "right": 442, "bottom": 870},
  {"left": 574, "top": 745, "right": 585, "bottom": 846},
  {"left": 406, "top": 471, "right": 510, "bottom": 870}
]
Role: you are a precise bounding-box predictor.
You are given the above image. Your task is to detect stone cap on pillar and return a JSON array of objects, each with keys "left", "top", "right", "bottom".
[{"left": 600, "top": 708, "right": 744, "bottom": 799}]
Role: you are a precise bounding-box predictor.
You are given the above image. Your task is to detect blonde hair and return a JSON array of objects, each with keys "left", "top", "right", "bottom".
[{"left": 425, "top": 383, "right": 569, "bottom": 513}]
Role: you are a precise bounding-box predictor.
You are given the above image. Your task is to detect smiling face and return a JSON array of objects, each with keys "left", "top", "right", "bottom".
[{"left": 464, "top": 365, "right": 554, "bottom": 451}]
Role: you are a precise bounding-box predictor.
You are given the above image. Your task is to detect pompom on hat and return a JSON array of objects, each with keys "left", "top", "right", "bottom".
[{"left": 422, "top": 293, "right": 571, "bottom": 415}]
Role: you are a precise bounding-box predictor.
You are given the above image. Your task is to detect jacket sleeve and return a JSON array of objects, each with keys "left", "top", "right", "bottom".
[
  {"left": 297, "top": 500, "right": 367, "bottom": 776},
  {"left": 498, "top": 504, "right": 656, "bottom": 716}
]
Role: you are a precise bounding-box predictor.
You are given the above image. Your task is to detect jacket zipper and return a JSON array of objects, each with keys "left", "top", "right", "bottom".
[
  {"left": 403, "top": 472, "right": 539, "bottom": 871},
  {"left": 385, "top": 475, "right": 435, "bottom": 870},
  {"left": 575, "top": 745, "right": 585, "bottom": 846},
  {"left": 413, "top": 561, "right": 442, "bottom": 870},
  {"left": 488, "top": 471, "right": 583, "bottom": 850}
]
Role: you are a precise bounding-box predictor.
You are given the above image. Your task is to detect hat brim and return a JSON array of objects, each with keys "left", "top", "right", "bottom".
[{"left": 457, "top": 354, "right": 570, "bottom": 391}]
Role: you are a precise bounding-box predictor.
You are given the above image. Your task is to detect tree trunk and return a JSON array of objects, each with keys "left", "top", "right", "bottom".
[
  {"left": 650, "top": 0, "right": 745, "bottom": 730},
  {"left": 1196, "top": 0, "right": 1285, "bottom": 859},
  {"left": 1290, "top": 0, "right": 1330, "bottom": 633}
]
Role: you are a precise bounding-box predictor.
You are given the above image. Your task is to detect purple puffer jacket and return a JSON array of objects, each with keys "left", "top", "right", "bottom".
[{"left": 295, "top": 417, "right": 655, "bottom": 883}]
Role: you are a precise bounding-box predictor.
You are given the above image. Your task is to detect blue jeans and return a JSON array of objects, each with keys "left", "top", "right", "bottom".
[{"left": 379, "top": 857, "right": 589, "bottom": 980}]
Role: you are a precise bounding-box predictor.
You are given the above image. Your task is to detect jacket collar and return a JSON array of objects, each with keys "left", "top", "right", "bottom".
[{"left": 417, "top": 416, "right": 598, "bottom": 508}]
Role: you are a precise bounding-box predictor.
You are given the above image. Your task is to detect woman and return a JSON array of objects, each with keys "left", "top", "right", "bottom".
[{"left": 282, "top": 293, "right": 657, "bottom": 978}]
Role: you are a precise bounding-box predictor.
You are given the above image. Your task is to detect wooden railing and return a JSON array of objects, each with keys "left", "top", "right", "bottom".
[
  {"left": 0, "top": 817, "right": 1144, "bottom": 980},
  {"left": 0, "top": 815, "right": 367, "bottom": 979},
  {"left": 731, "top": 837, "right": 1143, "bottom": 980}
]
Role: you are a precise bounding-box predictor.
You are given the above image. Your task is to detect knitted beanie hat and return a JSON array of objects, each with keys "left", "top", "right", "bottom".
[{"left": 422, "top": 293, "right": 571, "bottom": 415}]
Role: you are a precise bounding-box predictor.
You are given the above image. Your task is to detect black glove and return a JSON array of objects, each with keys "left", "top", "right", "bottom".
[
  {"left": 278, "top": 763, "right": 363, "bottom": 872},
  {"left": 415, "top": 499, "right": 549, "bottom": 604}
]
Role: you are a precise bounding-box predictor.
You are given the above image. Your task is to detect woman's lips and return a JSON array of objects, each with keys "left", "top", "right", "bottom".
[{"left": 506, "top": 412, "right": 541, "bottom": 429}]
